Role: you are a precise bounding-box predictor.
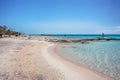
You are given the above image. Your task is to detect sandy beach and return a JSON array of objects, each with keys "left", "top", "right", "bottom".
[{"left": 0, "top": 37, "right": 112, "bottom": 80}]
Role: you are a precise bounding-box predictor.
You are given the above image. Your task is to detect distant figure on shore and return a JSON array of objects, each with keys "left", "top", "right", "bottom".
[{"left": 102, "top": 33, "right": 104, "bottom": 38}]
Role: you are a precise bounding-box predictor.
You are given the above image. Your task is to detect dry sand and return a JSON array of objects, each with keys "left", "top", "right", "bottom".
[{"left": 0, "top": 38, "right": 112, "bottom": 80}]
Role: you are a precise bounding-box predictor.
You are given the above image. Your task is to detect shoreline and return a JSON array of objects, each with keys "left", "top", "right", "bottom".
[
  {"left": 46, "top": 42, "right": 112, "bottom": 80},
  {"left": 0, "top": 38, "right": 113, "bottom": 80}
]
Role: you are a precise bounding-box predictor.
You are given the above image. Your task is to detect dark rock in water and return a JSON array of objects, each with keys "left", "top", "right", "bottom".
[
  {"left": 71, "top": 39, "right": 82, "bottom": 42},
  {"left": 0, "top": 72, "right": 13, "bottom": 80},
  {"left": 32, "top": 74, "right": 46, "bottom": 80},
  {"left": 81, "top": 41, "right": 90, "bottom": 44},
  {"left": 60, "top": 40, "right": 69, "bottom": 42}
]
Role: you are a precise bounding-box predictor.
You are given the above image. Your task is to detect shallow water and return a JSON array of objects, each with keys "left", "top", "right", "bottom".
[{"left": 57, "top": 41, "right": 120, "bottom": 80}]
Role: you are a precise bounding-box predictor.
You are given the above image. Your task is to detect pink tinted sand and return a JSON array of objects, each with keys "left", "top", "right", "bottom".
[{"left": 0, "top": 38, "right": 112, "bottom": 80}]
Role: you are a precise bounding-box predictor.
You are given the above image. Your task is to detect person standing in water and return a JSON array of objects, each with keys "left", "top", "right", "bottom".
[{"left": 102, "top": 33, "right": 104, "bottom": 38}]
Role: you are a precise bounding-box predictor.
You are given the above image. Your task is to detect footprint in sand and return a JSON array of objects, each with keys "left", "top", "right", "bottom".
[
  {"left": 0, "top": 72, "right": 13, "bottom": 80},
  {"left": 32, "top": 74, "right": 46, "bottom": 80}
]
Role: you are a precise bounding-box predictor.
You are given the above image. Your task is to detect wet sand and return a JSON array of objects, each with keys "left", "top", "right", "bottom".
[{"left": 43, "top": 42, "right": 112, "bottom": 80}]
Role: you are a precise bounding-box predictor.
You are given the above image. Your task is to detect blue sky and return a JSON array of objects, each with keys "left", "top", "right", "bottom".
[{"left": 0, "top": 0, "right": 120, "bottom": 34}]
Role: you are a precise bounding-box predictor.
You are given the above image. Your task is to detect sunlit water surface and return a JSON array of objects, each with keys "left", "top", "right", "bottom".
[{"left": 56, "top": 41, "right": 120, "bottom": 80}]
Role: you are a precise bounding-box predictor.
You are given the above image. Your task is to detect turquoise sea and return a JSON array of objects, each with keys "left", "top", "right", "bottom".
[
  {"left": 55, "top": 35, "right": 120, "bottom": 80},
  {"left": 51, "top": 34, "right": 120, "bottom": 39}
]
